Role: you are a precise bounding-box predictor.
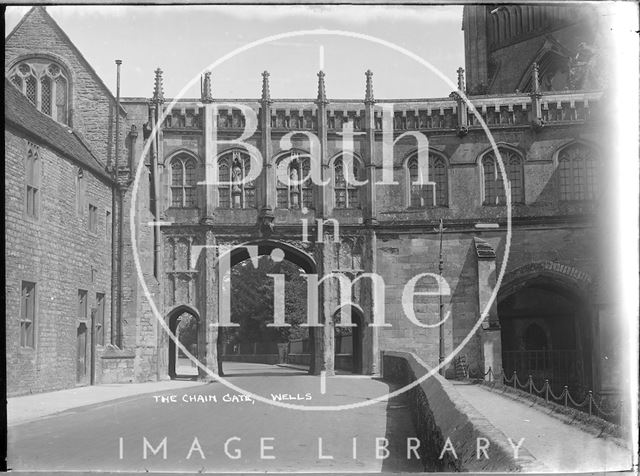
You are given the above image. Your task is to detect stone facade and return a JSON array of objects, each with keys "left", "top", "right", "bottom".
[
  {"left": 4, "top": 6, "right": 622, "bottom": 403},
  {"left": 5, "top": 127, "right": 113, "bottom": 396}
]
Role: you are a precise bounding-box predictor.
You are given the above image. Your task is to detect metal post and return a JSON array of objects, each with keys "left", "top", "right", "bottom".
[
  {"left": 435, "top": 218, "right": 446, "bottom": 376},
  {"left": 545, "top": 379, "right": 549, "bottom": 403},
  {"left": 564, "top": 386, "right": 568, "bottom": 407},
  {"left": 513, "top": 371, "right": 517, "bottom": 389},
  {"left": 588, "top": 390, "right": 592, "bottom": 416},
  {"left": 528, "top": 375, "right": 532, "bottom": 394}
]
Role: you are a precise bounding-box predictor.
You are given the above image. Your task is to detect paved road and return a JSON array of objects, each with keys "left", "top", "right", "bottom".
[{"left": 8, "top": 363, "right": 424, "bottom": 473}]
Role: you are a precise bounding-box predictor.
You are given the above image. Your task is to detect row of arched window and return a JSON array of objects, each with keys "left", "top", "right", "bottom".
[
  {"left": 168, "top": 143, "right": 597, "bottom": 209},
  {"left": 9, "top": 59, "right": 69, "bottom": 125}
]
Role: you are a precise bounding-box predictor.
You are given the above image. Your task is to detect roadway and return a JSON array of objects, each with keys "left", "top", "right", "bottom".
[{"left": 7, "top": 362, "right": 424, "bottom": 473}]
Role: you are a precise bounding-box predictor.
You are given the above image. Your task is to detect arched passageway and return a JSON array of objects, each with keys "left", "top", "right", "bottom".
[
  {"left": 167, "top": 307, "right": 200, "bottom": 380},
  {"left": 222, "top": 240, "right": 319, "bottom": 375},
  {"left": 498, "top": 275, "right": 593, "bottom": 395}
]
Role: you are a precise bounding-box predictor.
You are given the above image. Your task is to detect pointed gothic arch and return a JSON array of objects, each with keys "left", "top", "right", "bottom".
[
  {"left": 403, "top": 149, "right": 449, "bottom": 208},
  {"left": 478, "top": 144, "right": 525, "bottom": 205},
  {"left": 329, "top": 152, "right": 364, "bottom": 209}
]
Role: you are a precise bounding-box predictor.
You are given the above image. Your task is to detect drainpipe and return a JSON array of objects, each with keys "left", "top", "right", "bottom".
[{"left": 115, "top": 59, "right": 123, "bottom": 348}]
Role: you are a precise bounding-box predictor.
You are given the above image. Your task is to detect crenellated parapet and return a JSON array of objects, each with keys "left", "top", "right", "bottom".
[{"left": 150, "top": 65, "right": 602, "bottom": 138}]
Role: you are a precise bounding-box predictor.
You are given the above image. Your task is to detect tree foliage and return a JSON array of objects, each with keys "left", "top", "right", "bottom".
[{"left": 226, "top": 256, "right": 308, "bottom": 344}]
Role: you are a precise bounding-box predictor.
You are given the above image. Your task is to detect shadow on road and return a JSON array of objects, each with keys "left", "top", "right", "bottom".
[{"left": 381, "top": 382, "right": 425, "bottom": 473}]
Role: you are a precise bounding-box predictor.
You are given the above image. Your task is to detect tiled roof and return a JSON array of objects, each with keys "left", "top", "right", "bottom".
[{"left": 5, "top": 78, "right": 114, "bottom": 183}]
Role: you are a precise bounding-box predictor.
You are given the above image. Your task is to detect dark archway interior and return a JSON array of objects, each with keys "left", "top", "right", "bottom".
[
  {"left": 498, "top": 278, "right": 591, "bottom": 394},
  {"left": 334, "top": 307, "right": 364, "bottom": 374}
]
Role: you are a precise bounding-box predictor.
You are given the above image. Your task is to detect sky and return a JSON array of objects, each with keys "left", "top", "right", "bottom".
[{"left": 5, "top": 5, "right": 465, "bottom": 100}]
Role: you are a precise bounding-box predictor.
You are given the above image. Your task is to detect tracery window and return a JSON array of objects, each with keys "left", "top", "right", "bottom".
[
  {"left": 276, "top": 152, "right": 313, "bottom": 209},
  {"left": 334, "top": 155, "right": 362, "bottom": 209},
  {"left": 218, "top": 150, "right": 256, "bottom": 209},
  {"left": 25, "top": 142, "right": 40, "bottom": 219},
  {"left": 170, "top": 154, "right": 198, "bottom": 208},
  {"left": 482, "top": 148, "right": 524, "bottom": 205},
  {"left": 407, "top": 152, "right": 448, "bottom": 208},
  {"left": 558, "top": 143, "right": 597, "bottom": 201},
  {"left": 9, "top": 59, "right": 69, "bottom": 124}
]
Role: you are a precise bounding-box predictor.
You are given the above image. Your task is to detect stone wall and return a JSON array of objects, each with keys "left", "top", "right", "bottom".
[
  {"left": 5, "top": 130, "right": 113, "bottom": 396},
  {"left": 382, "top": 351, "right": 540, "bottom": 472}
]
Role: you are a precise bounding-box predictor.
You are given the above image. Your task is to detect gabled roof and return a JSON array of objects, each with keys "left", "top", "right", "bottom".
[
  {"left": 6, "top": 6, "right": 126, "bottom": 116},
  {"left": 5, "top": 78, "right": 114, "bottom": 184}
]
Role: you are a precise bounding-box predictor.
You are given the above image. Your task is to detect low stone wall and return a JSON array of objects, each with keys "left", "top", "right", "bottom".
[
  {"left": 222, "top": 354, "right": 280, "bottom": 365},
  {"left": 100, "top": 347, "right": 136, "bottom": 384},
  {"left": 383, "top": 351, "right": 539, "bottom": 472}
]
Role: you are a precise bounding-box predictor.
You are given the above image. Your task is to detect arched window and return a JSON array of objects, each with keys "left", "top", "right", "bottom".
[
  {"left": 557, "top": 143, "right": 597, "bottom": 201},
  {"left": 407, "top": 152, "right": 448, "bottom": 208},
  {"left": 482, "top": 148, "right": 524, "bottom": 205},
  {"left": 170, "top": 154, "right": 198, "bottom": 208},
  {"left": 9, "top": 59, "right": 70, "bottom": 125},
  {"left": 217, "top": 150, "right": 256, "bottom": 209},
  {"left": 276, "top": 152, "right": 313, "bottom": 209},
  {"left": 334, "top": 155, "right": 362, "bottom": 209}
]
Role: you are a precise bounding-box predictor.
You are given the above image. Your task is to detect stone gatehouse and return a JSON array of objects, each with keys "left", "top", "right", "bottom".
[{"left": 5, "top": 5, "right": 623, "bottom": 407}]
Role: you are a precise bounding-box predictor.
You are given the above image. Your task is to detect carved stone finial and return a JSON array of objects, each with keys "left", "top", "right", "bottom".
[
  {"left": 261, "top": 71, "right": 271, "bottom": 103},
  {"left": 201, "top": 72, "right": 213, "bottom": 103},
  {"left": 152, "top": 67, "right": 164, "bottom": 104},
  {"left": 316, "top": 70, "right": 328, "bottom": 104},
  {"left": 364, "top": 70, "right": 375, "bottom": 103},
  {"left": 457, "top": 67, "right": 465, "bottom": 92}
]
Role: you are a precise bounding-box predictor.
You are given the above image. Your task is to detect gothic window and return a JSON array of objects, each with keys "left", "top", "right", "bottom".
[
  {"left": 558, "top": 143, "right": 597, "bottom": 201},
  {"left": 407, "top": 152, "right": 448, "bottom": 208},
  {"left": 25, "top": 142, "right": 40, "bottom": 219},
  {"left": 334, "top": 155, "right": 362, "bottom": 209},
  {"left": 9, "top": 59, "right": 70, "bottom": 125},
  {"left": 170, "top": 154, "right": 198, "bottom": 208},
  {"left": 276, "top": 152, "right": 313, "bottom": 209},
  {"left": 20, "top": 281, "right": 36, "bottom": 348},
  {"left": 217, "top": 150, "right": 256, "bottom": 209},
  {"left": 78, "top": 289, "right": 88, "bottom": 320},
  {"left": 482, "top": 148, "right": 524, "bottom": 205}
]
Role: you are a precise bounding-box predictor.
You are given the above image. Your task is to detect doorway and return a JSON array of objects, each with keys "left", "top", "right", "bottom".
[{"left": 168, "top": 309, "right": 199, "bottom": 379}]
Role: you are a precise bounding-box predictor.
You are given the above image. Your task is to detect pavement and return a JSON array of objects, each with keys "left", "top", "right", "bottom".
[
  {"left": 7, "top": 378, "right": 205, "bottom": 426},
  {"left": 7, "top": 362, "right": 424, "bottom": 473},
  {"left": 453, "top": 382, "right": 634, "bottom": 473}
]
